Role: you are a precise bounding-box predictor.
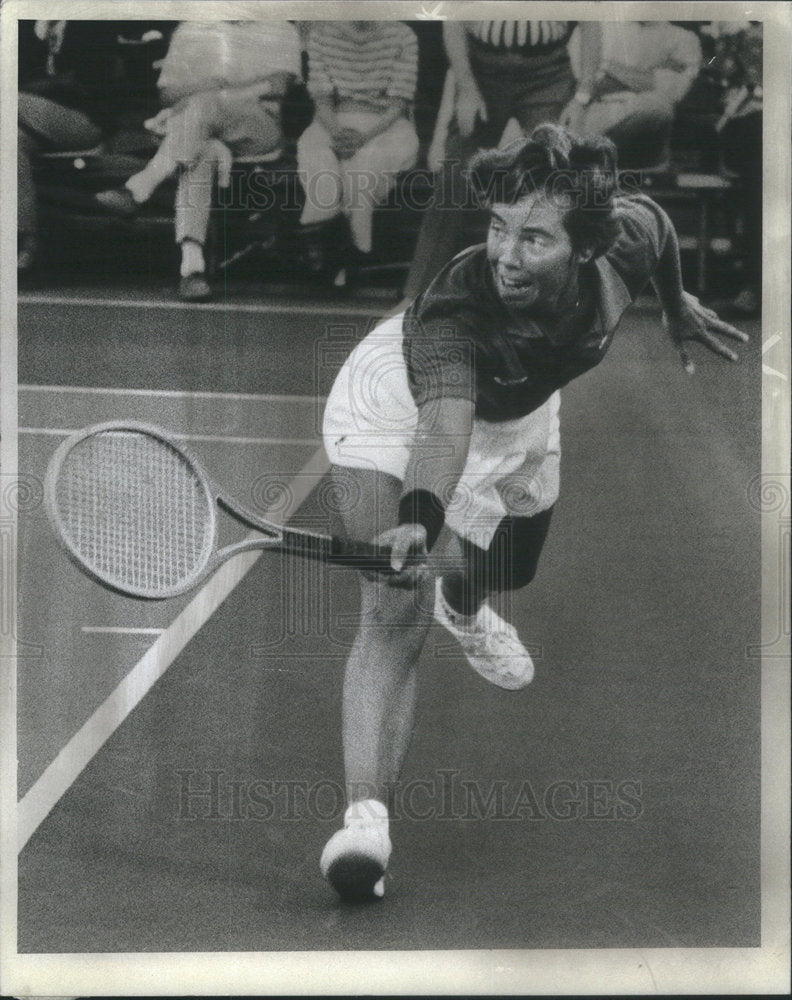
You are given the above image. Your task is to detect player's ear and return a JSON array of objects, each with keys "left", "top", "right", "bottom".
[{"left": 575, "top": 246, "right": 595, "bottom": 264}]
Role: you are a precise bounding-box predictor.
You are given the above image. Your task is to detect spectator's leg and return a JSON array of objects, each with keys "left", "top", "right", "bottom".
[
  {"left": 173, "top": 152, "right": 214, "bottom": 301},
  {"left": 341, "top": 118, "right": 419, "bottom": 253},
  {"left": 297, "top": 120, "right": 343, "bottom": 226},
  {"left": 175, "top": 154, "right": 214, "bottom": 272},
  {"left": 126, "top": 93, "right": 220, "bottom": 204},
  {"left": 584, "top": 93, "right": 674, "bottom": 169},
  {"left": 606, "top": 94, "right": 675, "bottom": 169},
  {"left": 579, "top": 99, "right": 625, "bottom": 137}
]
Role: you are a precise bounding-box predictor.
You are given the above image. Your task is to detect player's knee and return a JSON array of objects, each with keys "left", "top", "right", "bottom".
[{"left": 360, "top": 573, "right": 434, "bottom": 627}]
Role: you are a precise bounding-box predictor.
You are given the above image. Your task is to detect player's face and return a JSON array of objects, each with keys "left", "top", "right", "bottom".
[{"left": 487, "top": 194, "right": 578, "bottom": 311}]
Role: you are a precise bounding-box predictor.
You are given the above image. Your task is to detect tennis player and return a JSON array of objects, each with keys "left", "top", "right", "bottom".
[{"left": 319, "top": 123, "right": 748, "bottom": 901}]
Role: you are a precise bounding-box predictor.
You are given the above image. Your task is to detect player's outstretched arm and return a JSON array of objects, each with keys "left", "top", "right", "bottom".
[
  {"left": 381, "top": 396, "right": 474, "bottom": 587},
  {"left": 650, "top": 206, "right": 749, "bottom": 374},
  {"left": 663, "top": 290, "right": 750, "bottom": 374}
]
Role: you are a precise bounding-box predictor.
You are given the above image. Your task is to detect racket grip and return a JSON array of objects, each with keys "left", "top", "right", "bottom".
[
  {"left": 279, "top": 529, "right": 394, "bottom": 572},
  {"left": 326, "top": 536, "right": 394, "bottom": 573}
]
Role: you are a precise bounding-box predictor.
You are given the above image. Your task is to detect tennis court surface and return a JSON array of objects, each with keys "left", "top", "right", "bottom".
[{"left": 16, "top": 286, "right": 761, "bottom": 952}]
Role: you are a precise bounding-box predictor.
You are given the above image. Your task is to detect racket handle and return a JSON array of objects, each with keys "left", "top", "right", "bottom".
[
  {"left": 281, "top": 531, "right": 394, "bottom": 572},
  {"left": 327, "top": 536, "right": 395, "bottom": 573}
]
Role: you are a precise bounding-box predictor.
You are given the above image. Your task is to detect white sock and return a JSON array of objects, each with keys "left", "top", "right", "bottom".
[
  {"left": 180, "top": 240, "right": 205, "bottom": 277},
  {"left": 437, "top": 578, "right": 479, "bottom": 630},
  {"left": 345, "top": 798, "right": 388, "bottom": 827}
]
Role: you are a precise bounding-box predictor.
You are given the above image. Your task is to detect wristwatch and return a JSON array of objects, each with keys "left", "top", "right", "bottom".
[{"left": 573, "top": 89, "right": 592, "bottom": 107}]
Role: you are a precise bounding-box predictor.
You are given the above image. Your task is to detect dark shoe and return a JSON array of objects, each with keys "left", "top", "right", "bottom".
[
  {"left": 95, "top": 187, "right": 140, "bottom": 217},
  {"left": 178, "top": 272, "right": 212, "bottom": 302}
]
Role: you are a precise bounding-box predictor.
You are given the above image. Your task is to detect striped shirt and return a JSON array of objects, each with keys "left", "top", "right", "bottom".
[
  {"left": 466, "top": 20, "right": 575, "bottom": 55},
  {"left": 306, "top": 22, "right": 417, "bottom": 112}
]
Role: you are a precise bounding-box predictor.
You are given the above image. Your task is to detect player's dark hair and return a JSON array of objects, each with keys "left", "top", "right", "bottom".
[{"left": 465, "top": 124, "right": 621, "bottom": 259}]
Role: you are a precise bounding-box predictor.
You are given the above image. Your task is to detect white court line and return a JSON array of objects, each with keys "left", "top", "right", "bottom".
[
  {"left": 19, "top": 384, "right": 323, "bottom": 404},
  {"left": 18, "top": 444, "right": 330, "bottom": 852},
  {"left": 19, "top": 293, "right": 385, "bottom": 317},
  {"left": 81, "top": 627, "right": 165, "bottom": 636},
  {"left": 19, "top": 427, "right": 318, "bottom": 446}
]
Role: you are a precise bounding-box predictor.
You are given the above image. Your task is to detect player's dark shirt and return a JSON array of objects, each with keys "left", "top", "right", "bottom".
[{"left": 402, "top": 194, "right": 671, "bottom": 423}]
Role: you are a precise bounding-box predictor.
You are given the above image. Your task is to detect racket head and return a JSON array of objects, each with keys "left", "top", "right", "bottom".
[{"left": 44, "top": 421, "right": 218, "bottom": 599}]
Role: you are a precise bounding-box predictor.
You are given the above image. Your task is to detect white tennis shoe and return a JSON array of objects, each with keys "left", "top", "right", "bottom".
[
  {"left": 320, "top": 799, "right": 391, "bottom": 902},
  {"left": 434, "top": 576, "right": 535, "bottom": 690}
]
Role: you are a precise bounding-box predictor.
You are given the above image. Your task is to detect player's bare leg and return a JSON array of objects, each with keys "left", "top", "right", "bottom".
[
  {"left": 320, "top": 466, "right": 433, "bottom": 900},
  {"left": 342, "top": 574, "right": 432, "bottom": 796}
]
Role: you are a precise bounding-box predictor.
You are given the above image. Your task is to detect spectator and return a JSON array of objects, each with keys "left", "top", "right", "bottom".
[
  {"left": 402, "top": 20, "right": 602, "bottom": 301},
  {"left": 710, "top": 21, "right": 762, "bottom": 315},
  {"left": 570, "top": 20, "right": 702, "bottom": 170},
  {"left": 94, "top": 20, "right": 302, "bottom": 301},
  {"left": 297, "top": 20, "right": 419, "bottom": 286},
  {"left": 18, "top": 20, "right": 124, "bottom": 272}
]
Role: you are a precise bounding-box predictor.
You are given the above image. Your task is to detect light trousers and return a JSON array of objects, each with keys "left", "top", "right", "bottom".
[{"left": 297, "top": 112, "right": 418, "bottom": 253}]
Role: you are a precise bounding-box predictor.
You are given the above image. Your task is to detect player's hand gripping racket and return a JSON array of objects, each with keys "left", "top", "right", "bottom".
[{"left": 44, "top": 421, "right": 395, "bottom": 600}]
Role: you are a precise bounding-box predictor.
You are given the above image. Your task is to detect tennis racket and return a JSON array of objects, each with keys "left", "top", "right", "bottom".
[{"left": 44, "top": 420, "right": 395, "bottom": 600}]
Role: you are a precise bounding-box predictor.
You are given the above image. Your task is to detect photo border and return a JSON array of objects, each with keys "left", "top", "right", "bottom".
[{"left": 1, "top": 1, "right": 789, "bottom": 994}]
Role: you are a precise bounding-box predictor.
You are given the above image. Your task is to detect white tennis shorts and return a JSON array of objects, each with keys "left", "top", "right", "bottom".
[{"left": 322, "top": 313, "right": 561, "bottom": 549}]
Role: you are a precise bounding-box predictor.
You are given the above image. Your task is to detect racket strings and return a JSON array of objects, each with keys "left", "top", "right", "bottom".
[{"left": 55, "top": 431, "right": 214, "bottom": 594}]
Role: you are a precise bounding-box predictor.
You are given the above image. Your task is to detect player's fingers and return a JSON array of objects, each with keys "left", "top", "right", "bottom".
[
  {"left": 390, "top": 543, "right": 408, "bottom": 573},
  {"left": 706, "top": 315, "right": 750, "bottom": 342},
  {"left": 389, "top": 539, "right": 426, "bottom": 574},
  {"left": 385, "top": 570, "right": 418, "bottom": 589},
  {"left": 699, "top": 329, "right": 739, "bottom": 361},
  {"left": 385, "top": 558, "right": 427, "bottom": 589}
]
